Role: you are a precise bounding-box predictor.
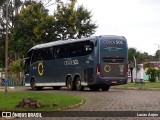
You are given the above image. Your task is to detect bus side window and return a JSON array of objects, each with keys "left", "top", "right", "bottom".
[
  {"left": 84, "top": 41, "right": 94, "bottom": 55},
  {"left": 53, "top": 45, "right": 69, "bottom": 59},
  {"left": 37, "top": 49, "right": 43, "bottom": 61},
  {"left": 69, "top": 42, "right": 91, "bottom": 57},
  {"left": 69, "top": 43, "right": 78, "bottom": 57},
  {"left": 52, "top": 48, "right": 57, "bottom": 59},
  {"left": 62, "top": 45, "right": 69, "bottom": 58},
  {"left": 31, "top": 50, "right": 38, "bottom": 64},
  {"left": 41, "top": 48, "right": 53, "bottom": 60},
  {"left": 56, "top": 48, "right": 61, "bottom": 58}
]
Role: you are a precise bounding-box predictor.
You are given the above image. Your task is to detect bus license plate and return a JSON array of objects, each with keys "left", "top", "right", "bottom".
[{"left": 112, "top": 81, "right": 117, "bottom": 83}]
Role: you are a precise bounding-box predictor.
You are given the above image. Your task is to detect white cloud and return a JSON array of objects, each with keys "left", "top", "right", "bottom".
[
  {"left": 47, "top": 0, "right": 160, "bottom": 55},
  {"left": 77, "top": 0, "right": 160, "bottom": 55}
]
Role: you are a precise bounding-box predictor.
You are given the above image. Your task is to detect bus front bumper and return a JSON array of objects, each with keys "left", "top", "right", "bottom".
[{"left": 94, "top": 76, "right": 128, "bottom": 86}]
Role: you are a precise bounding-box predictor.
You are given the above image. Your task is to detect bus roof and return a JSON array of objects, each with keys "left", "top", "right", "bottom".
[{"left": 30, "top": 35, "right": 126, "bottom": 50}]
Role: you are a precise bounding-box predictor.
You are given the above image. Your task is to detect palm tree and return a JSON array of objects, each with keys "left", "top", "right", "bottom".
[{"left": 144, "top": 63, "right": 158, "bottom": 82}]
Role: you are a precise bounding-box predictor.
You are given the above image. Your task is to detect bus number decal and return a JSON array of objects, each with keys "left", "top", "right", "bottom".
[
  {"left": 104, "top": 65, "right": 111, "bottom": 72},
  {"left": 64, "top": 59, "right": 79, "bottom": 66},
  {"left": 38, "top": 62, "right": 44, "bottom": 76}
]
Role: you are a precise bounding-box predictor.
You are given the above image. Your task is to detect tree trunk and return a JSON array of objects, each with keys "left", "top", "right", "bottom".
[
  {"left": 130, "top": 69, "right": 133, "bottom": 82},
  {"left": 129, "top": 67, "right": 134, "bottom": 83}
]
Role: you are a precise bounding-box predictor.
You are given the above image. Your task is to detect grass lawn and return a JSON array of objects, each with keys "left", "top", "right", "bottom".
[
  {"left": 0, "top": 92, "right": 83, "bottom": 111},
  {"left": 113, "top": 82, "right": 160, "bottom": 89}
]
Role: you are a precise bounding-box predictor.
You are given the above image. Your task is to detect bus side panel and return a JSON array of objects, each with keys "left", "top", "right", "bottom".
[{"left": 86, "top": 38, "right": 99, "bottom": 86}]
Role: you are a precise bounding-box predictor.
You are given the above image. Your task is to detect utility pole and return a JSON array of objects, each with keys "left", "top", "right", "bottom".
[
  {"left": 133, "top": 56, "right": 137, "bottom": 82},
  {"left": 5, "top": 0, "right": 9, "bottom": 94},
  {"left": 154, "top": 44, "right": 160, "bottom": 67}
]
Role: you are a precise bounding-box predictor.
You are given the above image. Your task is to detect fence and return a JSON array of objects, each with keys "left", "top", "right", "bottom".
[{"left": 0, "top": 76, "right": 25, "bottom": 86}]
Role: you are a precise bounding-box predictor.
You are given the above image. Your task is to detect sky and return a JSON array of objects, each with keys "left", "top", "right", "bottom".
[{"left": 47, "top": 0, "right": 160, "bottom": 55}]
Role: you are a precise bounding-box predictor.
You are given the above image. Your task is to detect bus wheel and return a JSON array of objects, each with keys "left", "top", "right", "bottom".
[
  {"left": 101, "top": 85, "right": 110, "bottom": 91},
  {"left": 36, "top": 87, "right": 43, "bottom": 90},
  {"left": 66, "top": 77, "right": 75, "bottom": 90},
  {"left": 89, "top": 86, "right": 100, "bottom": 91},
  {"left": 30, "top": 79, "right": 36, "bottom": 90},
  {"left": 53, "top": 86, "right": 61, "bottom": 90},
  {"left": 75, "top": 77, "right": 84, "bottom": 91}
]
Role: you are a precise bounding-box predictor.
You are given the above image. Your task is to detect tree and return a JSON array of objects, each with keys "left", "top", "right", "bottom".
[
  {"left": 53, "top": 0, "right": 97, "bottom": 40},
  {"left": 0, "top": 40, "right": 5, "bottom": 68},
  {"left": 9, "top": 59, "right": 23, "bottom": 83},
  {"left": 10, "top": 0, "right": 97, "bottom": 56},
  {"left": 128, "top": 48, "right": 151, "bottom": 82},
  {"left": 0, "top": 0, "right": 36, "bottom": 65},
  {"left": 144, "top": 63, "right": 159, "bottom": 82},
  {"left": 10, "top": 2, "right": 55, "bottom": 55},
  {"left": 155, "top": 50, "right": 160, "bottom": 59}
]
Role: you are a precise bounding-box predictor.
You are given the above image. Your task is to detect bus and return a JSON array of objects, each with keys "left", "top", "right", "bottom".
[{"left": 23, "top": 35, "right": 128, "bottom": 91}]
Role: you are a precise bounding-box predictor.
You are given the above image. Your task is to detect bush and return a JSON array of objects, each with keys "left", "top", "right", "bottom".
[{"left": 146, "top": 67, "right": 158, "bottom": 82}]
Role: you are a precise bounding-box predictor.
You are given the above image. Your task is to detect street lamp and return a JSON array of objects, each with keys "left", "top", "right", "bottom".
[{"left": 133, "top": 56, "right": 137, "bottom": 82}]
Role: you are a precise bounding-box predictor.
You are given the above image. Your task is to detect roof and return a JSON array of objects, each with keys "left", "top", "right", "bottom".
[{"left": 30, "top": 35, "right": 126, "bottom": 50}]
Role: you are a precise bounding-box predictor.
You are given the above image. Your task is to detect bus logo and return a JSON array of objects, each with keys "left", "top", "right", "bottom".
[
  {"left": 38, "top": 62, "right": 44, "bottom": 76},
  {"left": 64, "top": 59, "right": 79, "bottom": 66},
  {"left": 104, "top": 65, "right": 111, "bottom": 72},
  {"left": 103, "top": 40, "right": 123, "bottom": 44}
]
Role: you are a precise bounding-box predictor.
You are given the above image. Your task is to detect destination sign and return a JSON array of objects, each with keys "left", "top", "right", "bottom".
[{"left": 103, "top": 40, "right": 123, "bottom": 45}]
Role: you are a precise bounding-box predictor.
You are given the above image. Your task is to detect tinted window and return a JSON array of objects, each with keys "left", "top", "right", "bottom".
[
  {"left": 31, "top": 47, "right": 53, "bottom": 63},
  {"left": 31, "top": 40, "right": 94, "bottom": 62},
  {"left": 53, "top": 44, "right": 69, "bottom": 59},
  {"left": 69, "top": 41, "right": 94, "bottom": 57},
  {"left": 42, "top": 47, "right": 53, "bottom": 60}
]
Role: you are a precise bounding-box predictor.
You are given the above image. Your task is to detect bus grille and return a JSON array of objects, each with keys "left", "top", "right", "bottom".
[{"left": 102, "top": 57, "right": 124, "bottom": 63}]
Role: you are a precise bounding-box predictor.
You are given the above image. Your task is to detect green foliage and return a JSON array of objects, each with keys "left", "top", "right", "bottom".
[
  {"left": 146, "top": 67, "right": 157, "bottom": 82},
  {"left": 54, "top": 1, "right": 97, "bottom": 39},
  {"left": 10, "top": 1, "right": 97, "bottom": 56},
  {"left": 128, "top": 48, "right": 152, "bottom": 64},
  {"left": 155, "top": 50, "right": 160, "bottom": 59},
  {"left": 144, "top": 62, "right": 159, "bottom": 82},
  {"left": 9, "top": 60, "right": 23, "bottom": 74},
  {"left": 0, "top": 0, "right": 5, "bottom": 6},
  {"left": 10, "top": 2, "right": 55, "bottom": 54},
  {"left": 128, "top": 48, "right": 137, "bottom": 64}
]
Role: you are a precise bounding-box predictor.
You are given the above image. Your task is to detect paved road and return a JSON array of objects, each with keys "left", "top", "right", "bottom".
[{"left": 1, "top": 87, "right": 160, "bottom": 120}]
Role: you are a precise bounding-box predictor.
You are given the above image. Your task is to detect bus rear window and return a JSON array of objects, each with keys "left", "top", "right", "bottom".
[{"left": 100, "top": 39, "right": 127, "bottom": 53}]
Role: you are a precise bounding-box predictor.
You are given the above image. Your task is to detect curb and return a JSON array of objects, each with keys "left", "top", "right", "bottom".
[
  {"left": 111, "top": 87, "right": 160, "bottom": 91},
  {"left": 57, "top": 98, "right": 85, "bottom": 111}
]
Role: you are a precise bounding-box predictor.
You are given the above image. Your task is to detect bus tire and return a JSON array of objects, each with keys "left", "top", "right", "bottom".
[
  {"left": 53, "top": 86, "right": 61, "bottom": 90},
  {"left": 75, "top": 77, "right": 84, "bottom": 91},
  {"left": 89, "top": 86, "right": 100, "bottom": 91},
  {"left": 36, "top": 87, "right": 43, "bottom": 90},
  {"left": 30, "top": 79, "right": 36, "bottom": 90},
  {"left": 66, "top": 77, "right": 75, "bottom": 90},
  {"left": 101, "top": 85, "right": 110, "bottom": 91}
]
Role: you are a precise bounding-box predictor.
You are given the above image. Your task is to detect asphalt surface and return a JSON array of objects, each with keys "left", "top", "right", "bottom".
[{"left": 1, "top": 87, "right": 160, "bottom": 120}]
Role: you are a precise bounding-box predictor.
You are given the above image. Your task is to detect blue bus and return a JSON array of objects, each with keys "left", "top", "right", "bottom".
[{"left": 23, "top": 35, "right": 128, "bottom": 91}]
